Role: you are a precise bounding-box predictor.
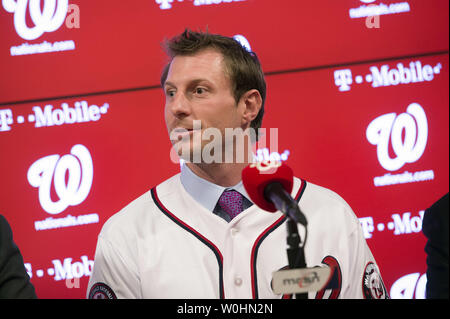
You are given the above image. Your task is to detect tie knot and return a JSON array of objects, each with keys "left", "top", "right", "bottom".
[{"left": 218, "top": 190, "right": 243, "bottom": 220}]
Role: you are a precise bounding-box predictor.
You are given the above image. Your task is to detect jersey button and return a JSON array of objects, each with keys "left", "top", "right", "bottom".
[
  {"left": 230, "top": 228, "right": 238, "bottom": 236},
  {"left": 234, "top": 277, "right": 243, "bottom": 286}
]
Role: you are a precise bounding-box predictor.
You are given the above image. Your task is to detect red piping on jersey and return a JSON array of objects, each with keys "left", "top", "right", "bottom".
[
  {"left": 250, "top": 215, "right": 286, "bottom": 299},
  {"left": 151, "top": 187, "right": 225, "bottom": 299},
  {"left": 250, "top": 179, "right": 307, "bottom": 299}
]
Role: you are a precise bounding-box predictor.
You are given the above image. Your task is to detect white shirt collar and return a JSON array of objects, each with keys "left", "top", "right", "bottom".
[{"left": 180, "top": 163, "right": 253, "bottom": 212}]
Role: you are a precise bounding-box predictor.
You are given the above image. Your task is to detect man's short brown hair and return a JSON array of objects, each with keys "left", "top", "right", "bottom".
[{"left": 160, "top": 29, "right": 266, "bottom": 140}]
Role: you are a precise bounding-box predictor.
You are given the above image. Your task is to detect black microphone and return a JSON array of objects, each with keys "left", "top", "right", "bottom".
[
  {"left": 264, "top": 182, "right": 307, "bottom": 226},
  {"left": 242, "top": 161, "right": 307, "bottom": 226},
  {"left": 243, "top": 161, "right": 309, "bottom": 299}
]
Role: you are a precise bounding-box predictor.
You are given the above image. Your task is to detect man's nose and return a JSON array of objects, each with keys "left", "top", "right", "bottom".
[{"left": 169, "top": 92, "right": 191, "bottom": 118}]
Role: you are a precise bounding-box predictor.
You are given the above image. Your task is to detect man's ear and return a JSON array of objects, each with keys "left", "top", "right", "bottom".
[{"left": 240, "top": 89, "right": 262, "bottom": 126}]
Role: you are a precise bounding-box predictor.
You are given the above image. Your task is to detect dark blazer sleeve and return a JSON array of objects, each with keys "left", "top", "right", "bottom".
[
  {"left": 422, "top": 193, "right": 449, "bottom": 299},
  {"left": 0, "top": 215, "right": 37, "bottom": 299}
]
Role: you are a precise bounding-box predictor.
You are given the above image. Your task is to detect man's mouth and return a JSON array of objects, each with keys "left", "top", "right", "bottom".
[
  {"left": 173, "top": 126, "right": 202, "bottom": 133},
  {"left": 170, "top": 127, "right": 201, "bottom": 141}
]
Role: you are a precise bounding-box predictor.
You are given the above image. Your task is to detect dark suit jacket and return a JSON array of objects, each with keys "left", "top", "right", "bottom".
[
  {"left": 422, "top": 193, "right": 449, "bottom": 299},
  {"left": 0, "top": 215, "right": 37, "bottom": 298}
]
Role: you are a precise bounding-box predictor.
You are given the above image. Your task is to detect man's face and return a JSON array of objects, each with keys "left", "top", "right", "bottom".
[{"left": 164, "top": 49, "right": 245, "bottom": 163}]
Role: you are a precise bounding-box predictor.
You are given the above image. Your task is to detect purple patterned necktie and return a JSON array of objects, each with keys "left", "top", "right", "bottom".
[{"left": 218, "top": 190, "right": 243, "bottom": 220}]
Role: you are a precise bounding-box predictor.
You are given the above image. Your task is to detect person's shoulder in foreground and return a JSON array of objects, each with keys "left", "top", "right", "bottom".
[
  {"left": 0, "top": 215, "right": 37, "bottom": 299},
  {"left": 422, "top": 193, "right": 449, "bottom": 299}
]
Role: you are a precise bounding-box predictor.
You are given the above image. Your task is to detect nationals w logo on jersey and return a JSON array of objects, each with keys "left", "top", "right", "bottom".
[{"left": 27, "top": 144, "right": 93, "bottom": 214}]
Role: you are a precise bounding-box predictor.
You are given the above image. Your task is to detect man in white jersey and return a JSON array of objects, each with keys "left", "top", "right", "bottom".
[{"left": 87, "top": 29, "right": 388, "bottom": 299}]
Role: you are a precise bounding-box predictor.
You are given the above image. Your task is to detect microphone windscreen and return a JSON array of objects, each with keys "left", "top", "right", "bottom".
[{"left": 242, "top": 161, "right": 294, "bottom": 212}]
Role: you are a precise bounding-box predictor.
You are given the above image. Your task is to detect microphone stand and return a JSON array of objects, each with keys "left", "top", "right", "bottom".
[
  {"left": 286, "top": 217, "right": 308, "bottom": 299},
  {"left": 265, "top": 183, "right": 308, "bottom": 299}
]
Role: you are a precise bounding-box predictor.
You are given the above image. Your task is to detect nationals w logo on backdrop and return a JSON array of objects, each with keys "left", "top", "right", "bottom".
[
  {"left": 366, "top": 102, "right": 428, "bottom": 172},
  {"left": 2, "top": 0, "right": 79, "bottom": 56},
  {"left": 27, "top": 144, "right": 93, "bottom": 215},
  {"left": 2, "top": 0, "right": 69, "bottom": 40}
]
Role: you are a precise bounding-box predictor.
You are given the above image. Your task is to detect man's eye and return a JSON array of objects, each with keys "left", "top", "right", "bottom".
[
  {"left": 195, "top": 87, "right": 206, "bottom": 94},
  {"left": 166, "top": 90, "right": 175, "bottom": 97}
]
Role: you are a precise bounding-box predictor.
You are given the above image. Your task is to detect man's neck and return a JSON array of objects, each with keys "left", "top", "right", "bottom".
[{"left": 186, "top": 162, "right": 249, "bottom": 187}]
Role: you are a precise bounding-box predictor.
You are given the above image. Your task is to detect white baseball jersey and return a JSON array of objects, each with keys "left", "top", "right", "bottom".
[{"left": 87, "top": 174, "right": 388, "bottom": 299}]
